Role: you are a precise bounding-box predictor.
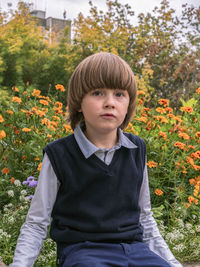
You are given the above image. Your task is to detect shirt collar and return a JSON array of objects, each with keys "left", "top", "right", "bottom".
[{"left": 74, "top": 125, "right": 137, "bottom": 159}]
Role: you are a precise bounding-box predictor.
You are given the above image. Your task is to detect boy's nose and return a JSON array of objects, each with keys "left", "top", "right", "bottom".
[{"left": 104, "top": 95, "right": 115, "bottom": 108}]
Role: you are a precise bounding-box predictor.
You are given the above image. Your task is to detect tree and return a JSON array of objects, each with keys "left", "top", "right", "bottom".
[
  {"left": 0, "top": 2, "right": 48, "bottom": 87},
  {"left": 72, "top": 0, "right": 200, "bottom": 106}
]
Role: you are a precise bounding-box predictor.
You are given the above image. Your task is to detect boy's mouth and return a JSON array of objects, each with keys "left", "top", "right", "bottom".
[{"left": 101, "top": 113, "right": 115, "bottom": 119}]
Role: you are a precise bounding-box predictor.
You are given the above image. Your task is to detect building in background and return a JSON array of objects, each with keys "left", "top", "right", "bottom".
[{"left": 30, "top": 9, "right": 71, "bottom": 44}]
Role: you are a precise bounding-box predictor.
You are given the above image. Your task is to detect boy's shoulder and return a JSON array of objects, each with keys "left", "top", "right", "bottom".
[
  {"left": 123, "top": 132, "right": 146, "bottom": 148},
  {"left": 44, "top": 134, "right": 75, "bottom": 150}
]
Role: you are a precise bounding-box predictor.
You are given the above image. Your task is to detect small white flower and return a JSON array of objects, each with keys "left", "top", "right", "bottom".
[
  {"left": 20, "top": 189, "right": 27, "bottom": 196},
  {"left": 7, "top": 190, "right": 14, "bottom": 197},
  {"left": 176, "top": 219, "right": 184, "bottom": 228},
  {"left": 3, "top": 207, "right": 9, "bottom": 212},
  {"left": 185, "top": 223, "right": 192, "bottom": 230},
  {"left": 14, "top": 179, "right": 21, "bottom": 186},
  {"left": 173, "top": 244, "right": 185, "bottom": 252},
  {"left": 196, "top": 225, "right": 200, "bottom": 233},
  {"left": 8, "top": 216, "right": 15, "bottom": 224},
  {"left": 166, "top": 232, "right": 174, "bottom": 242}
]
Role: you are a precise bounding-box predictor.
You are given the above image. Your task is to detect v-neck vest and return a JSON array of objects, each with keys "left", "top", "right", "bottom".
[{"left": 43, "top": 133, "right": 146, "bottom": 245}]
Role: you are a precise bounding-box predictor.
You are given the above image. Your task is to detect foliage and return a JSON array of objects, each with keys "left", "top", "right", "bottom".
[
  {"left": 0, "top": 85, "right": 200, "bottom": 265},
  {"left": 0, "top": 1, "right": 200, "bottom": 106},
  {"left": 0, "top": 2, "right": 72, "bottom": 96},
  {"left": 73, "top": 0, "right": 200, "bottom": 106}
]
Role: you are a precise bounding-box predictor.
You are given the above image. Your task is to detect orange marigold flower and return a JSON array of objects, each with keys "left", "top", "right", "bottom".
[
  {"left": 55, "top": 84, "right": 65, "bottom": 92},
  {"left": 22, "top": 155, "right": 27, "bottom": 161},
  {"left": 52, "top": 116, "right": 60, "bottom": 121},
  {"left": 191, "top": 151, "right": 200, "bottom": 159},
  {"left": 35, "top": 157, "right": 40, "bottom": 161},
  {"left": 195, "top": 132, "right": 200, "bottom": 138},
  {"left": 175, "top": 162, "right": 181, "bottom": 167},
  {"left": 196, "top": 87, "right": 200, "bottom": 94},
  {"left": 31, "top": 107, "right": 45, "bottom": 117},
  {"left": 194, "top": 199, "right": 198, "bottom": 205},
  {"left": 195, "top": 176, "right": 200, "bottom": 181},
  {"left": 159, "top": 131, "right": 167, "bottom": 140},
  {"left": 158, "top": 99, "right": 169, "bottom": 107},
  {"left": 39, "top": 96, "right": 51, "bottom": 102},
  {"left": 50, "top": 121, "right": 58, "bottom": 128},
  {"left": 12, "top": 86, "right": 19, "bottom": 92},
  {"left": 54, "top": 101, "right": 63, "bottom": 110},
  {"left": 147, "top": 161, "right": 158, "bottom": 168},
  {"left": 137, "top": 90, "right": 145, "bottom": 95},
  {"left": 156, "top": 107, "right": 166, "bottom": 114},
  {"left": 178, "top": 132, "right": 190, "bottom": 140},
  {"left": 0, "top": 115, "right": 4, "bottom": 123},
  {"left": 0, "top": 130, "right": 6, "bottom": 140},
  {"left": 143, "top": 107, "right": 151, "bottom": 112},
  {"left": 174, "top": 142, "right": 185, "bottom": 150},
  {"left": 135, "top": 117, "right": 148, "bottom": 123},
  {"left": 63, "top": 124, "right": 72, "bottom": 132},
  {"left": 167, "top": 114, "right": 175, "bottom": 119},
  {"left": 155, "top": 189, "right": 163, "bottom": 196},
  {"left": 184, "top": 203, "right": 191, "bottom": 208},
  {"left": 12, "top": 96, "right": 22, "bottom": 104},
  {"left": 38, "top": 162, "right": 42, "bottom": 171},
  {"left": 6, "top": 110, "right": 14, "bottom": 114},
  {"left": 195, "top": 184, "right": 200, "bottom": 191},
  {"left": 22, "top": 128, "right": 31, "bottom": 132},
  {"left": 192, "top": 165, "right": 200, "bottom": 171},
  {"left": 41, "top": 118, "right": 48, "bottom": 125},
  {"left": 2, "top": 167, "right": 10, "bottom": 174},
  {"left": 188, "top": 196, "right": 194, "bottom": 204},
  {"left": 154, "top": 116, "right": 168, "bottom": 123},
  {"left": 189, "top": 178, "right": 196, "bottom": 185},
  {"left": 10, "top": 177, "right": 15, "bottom": 184},
  {"left": 180, "top": 106, "right": 193, "bottom": 113},
  {"left": 186, "top": 157, "right": 194, "bottom": 165},
  {"left": 39, "top": 99, "right": 49, "bottom": 106},
  {"left": 165, "top": 107, "right": 173, "bottom": 113},
  {"left": 137, "top": 99, "right": 143, "bottom": 105},
  {"left": 32, "top": 89, "right": 41, "bottom": 97}
]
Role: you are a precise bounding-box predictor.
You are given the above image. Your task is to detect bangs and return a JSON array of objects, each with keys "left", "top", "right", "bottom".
[{"left": 81, "top": 53, "right": 135, "bottom": 94}]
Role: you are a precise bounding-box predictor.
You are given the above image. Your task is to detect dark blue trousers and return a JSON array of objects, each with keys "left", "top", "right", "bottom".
[{"left": 57, "top": 241, "right": 171, "bottom": 267}]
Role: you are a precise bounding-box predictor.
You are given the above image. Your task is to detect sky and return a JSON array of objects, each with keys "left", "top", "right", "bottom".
[{"left": 0, "top": 0, "right": 199, "bottom": 24}]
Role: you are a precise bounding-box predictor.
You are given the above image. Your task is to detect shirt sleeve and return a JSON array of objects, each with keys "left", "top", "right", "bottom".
[
  {"left": 139, "top": 160, "right": 182, "bottom": 267},
  {"left": 10, "top": 153, "right": 59, "bottom": 267}
]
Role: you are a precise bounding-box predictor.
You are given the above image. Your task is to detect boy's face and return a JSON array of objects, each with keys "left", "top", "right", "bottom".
[{"left": 79, "top": 88, "right": 130, "bottom": 136}]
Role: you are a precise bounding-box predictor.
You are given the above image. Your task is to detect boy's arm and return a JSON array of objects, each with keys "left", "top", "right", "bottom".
[
  {"left": 139, "top": 162, "right": 182, "bottom": 267},
  {"left": 10, "top": 154, "right": 59, "bottom": 267}
]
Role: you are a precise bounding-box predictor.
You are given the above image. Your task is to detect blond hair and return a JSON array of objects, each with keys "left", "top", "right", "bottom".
[{"left": 67, "top": 52, "right": 137, "bottom": 130}]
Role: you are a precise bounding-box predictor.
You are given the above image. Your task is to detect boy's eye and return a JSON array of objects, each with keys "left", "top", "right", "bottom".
[
  {"left": 115, "top": 92, "right": 124, "bottom": 97},
  {"left": 92, "top": 90, "right": 102, "bottom": 96}
]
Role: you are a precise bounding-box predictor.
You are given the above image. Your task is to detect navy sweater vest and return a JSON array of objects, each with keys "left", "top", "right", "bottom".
[{"left": 43, "top": 133, "right": 146, "bottom": 246}]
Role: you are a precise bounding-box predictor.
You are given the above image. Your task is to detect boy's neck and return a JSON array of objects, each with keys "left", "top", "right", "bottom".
[{"left": 84, "top": 129, "right": 118, "bottom": 149}]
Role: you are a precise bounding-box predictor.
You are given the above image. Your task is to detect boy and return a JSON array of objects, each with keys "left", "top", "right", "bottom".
[{"left": 10, "top": 53, "right": 182, "bottom": 267}]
